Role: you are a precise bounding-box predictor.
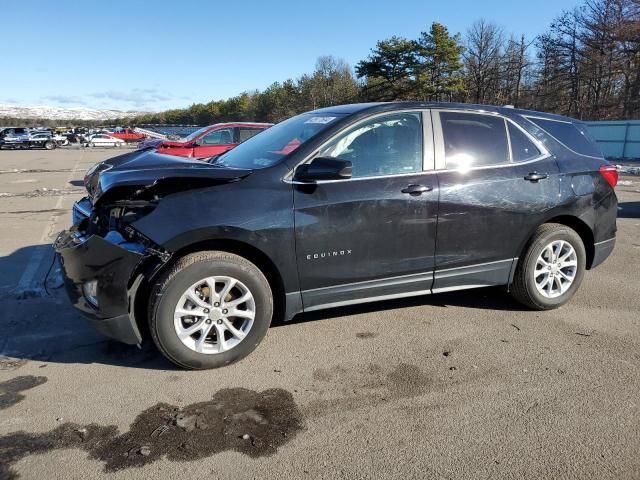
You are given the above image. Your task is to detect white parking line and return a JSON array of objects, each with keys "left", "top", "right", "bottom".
[{"left": 14, "top": 151, "right": 85, "bottom": 294}]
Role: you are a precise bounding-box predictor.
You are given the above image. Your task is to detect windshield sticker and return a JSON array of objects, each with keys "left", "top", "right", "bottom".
[{"left": 304, "top": 116, "right": 337, "bottom": 124}]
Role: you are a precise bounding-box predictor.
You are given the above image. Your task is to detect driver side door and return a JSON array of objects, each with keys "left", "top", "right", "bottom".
[{"left": 293, "top": 110, "right": 439, "bottom": 310}]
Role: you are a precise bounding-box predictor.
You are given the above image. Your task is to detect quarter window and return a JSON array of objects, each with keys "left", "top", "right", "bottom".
[
  {"left": 508, "top": 123, "right": 541, "bottom": 161},
  {"left": 318, "top": 112, "right": 423, "bottom": 178},
  {"left": 440, "top": 111, "right": 509, "bottom": 168},
  {"left": 526, "top": 117, "right": 602, "bottom": 158}
]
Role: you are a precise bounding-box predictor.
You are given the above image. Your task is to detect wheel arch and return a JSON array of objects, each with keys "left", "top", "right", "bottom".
[
  {"left": 515, "top": 215, "right": 595, "bottom": 277},
  {"left": 131, "top": 238, "right": 287, "bottom": 339}
]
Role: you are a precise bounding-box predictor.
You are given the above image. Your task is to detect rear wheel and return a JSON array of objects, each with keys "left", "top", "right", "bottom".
[
  {"left": 511, "top": 223, "right": 586, "bottom": 310},
  {"left": 44, "top": 140, "right": 55, "bottom": 150},
  {"left": 149, "top": 251, "right": 273, "bottom": 369}
]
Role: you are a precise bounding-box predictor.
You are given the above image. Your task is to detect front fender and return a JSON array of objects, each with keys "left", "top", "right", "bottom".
[{"left": 130, "top": 164, "right": 298, "bottom": 292}]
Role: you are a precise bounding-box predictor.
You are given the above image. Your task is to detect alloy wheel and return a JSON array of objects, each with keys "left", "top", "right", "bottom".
[
  {"left": 173, "top": 276, "right": 256, "bottom": 354},
  {"left": 534, "top": 240, "right": 578, "bottom": 298}
]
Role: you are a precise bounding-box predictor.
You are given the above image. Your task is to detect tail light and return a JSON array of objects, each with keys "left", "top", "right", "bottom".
[{"left": 599, "top": 165, "right": 618, "bottom": 188}]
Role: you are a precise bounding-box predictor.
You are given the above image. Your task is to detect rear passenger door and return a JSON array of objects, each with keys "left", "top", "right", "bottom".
[{"left": 432, "top": 110, "right": 560, "bottom": 292}]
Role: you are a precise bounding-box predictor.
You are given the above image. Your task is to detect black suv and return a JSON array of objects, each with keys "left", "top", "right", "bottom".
[{"left": 55, "top": 102, "right": 618, "bottom": 369}]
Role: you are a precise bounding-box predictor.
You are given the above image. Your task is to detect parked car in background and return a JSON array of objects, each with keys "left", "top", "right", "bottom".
[
  {"left": 85, "top": 134, "right": 125, "bottom": 148},
  {"left": 110, "top": 128, "right": 146, "bottom": 142},
  {"left": 0, "top": 132, "right": 29, "bottom": 148},
  {"left": 28, "top": 132, "right": 57, "bottom": 149},
  {"left": 155, "top": 122, "right": 272, "bottom": 158},
  {"left": 0, "top": 131, "right": 58, "bottom": 150},
  {"left": 56, "top": 102, "right": 617, "bottom": 369}
]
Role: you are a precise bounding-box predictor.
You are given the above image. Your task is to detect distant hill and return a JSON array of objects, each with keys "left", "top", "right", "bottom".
[{"left": 0, "top": 104, "right": 148, "bottom": 121}]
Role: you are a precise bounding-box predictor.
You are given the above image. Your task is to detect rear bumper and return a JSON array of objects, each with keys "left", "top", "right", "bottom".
[
  {"left": 591, "top": 237, "right": 616, "bottom": 269},
  {"left": 54, "top": 228, "right": 144, "bottom": 345}
]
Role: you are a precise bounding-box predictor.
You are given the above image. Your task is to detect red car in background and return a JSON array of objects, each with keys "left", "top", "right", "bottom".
[
  {"left": 155, "top": 122, "right": 272, "bottom": 158},
  {"left": 109, "top": 128, "right": 146, "bottom": 142}
]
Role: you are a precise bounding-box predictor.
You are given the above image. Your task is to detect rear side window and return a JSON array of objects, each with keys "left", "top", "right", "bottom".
[
  {"left": 440, "top": 112, "right": 509, "bottom": 168},
  {"left": 508, "top": 123, "right": 541, "bottom": 161},
  {"left": 527, "top": 117, "right": 602, "bottom": 157}
]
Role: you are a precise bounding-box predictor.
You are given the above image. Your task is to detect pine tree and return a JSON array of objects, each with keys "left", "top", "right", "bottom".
[{"left": 415, "top": 22, "right": 466, "bottom": 101}]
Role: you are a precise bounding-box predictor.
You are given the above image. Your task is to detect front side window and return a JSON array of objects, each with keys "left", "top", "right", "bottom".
[
  {"left": 200, "top": 128, "right": 233, "bottom": 145},
  {"left": 440, "top": 111, "right": 509, "bottom": 169},
  {"left": 318, "top": 112, "right": 423, "bottom": 178}
]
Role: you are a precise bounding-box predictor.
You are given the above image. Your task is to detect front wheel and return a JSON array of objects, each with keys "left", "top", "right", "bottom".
[
  {"left": 511, "top": 223, "right": 586, "bottom": 310},
  {"left": 44, "top": 140, "right": 55, "bottom": 150},
  {"left": 149, "top": 251, "right": 273, "bottom": 369}
]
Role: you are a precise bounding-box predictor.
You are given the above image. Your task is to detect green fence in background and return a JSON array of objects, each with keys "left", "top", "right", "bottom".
[{"left": 585, "top": 120, "right": 640, "bottom": 160}]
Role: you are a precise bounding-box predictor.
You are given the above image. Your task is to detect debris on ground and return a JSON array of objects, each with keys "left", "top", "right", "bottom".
[
  {"left": 0, "top": 356, "right": 27, "bottom": 371},
  {"left": 138, "top": 446, "right": 151, "bottom": 456}
]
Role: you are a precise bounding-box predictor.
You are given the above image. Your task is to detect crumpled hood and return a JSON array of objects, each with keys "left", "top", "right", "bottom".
[{"left": 85, "top": 149, "right": 251, "bottom": 204}]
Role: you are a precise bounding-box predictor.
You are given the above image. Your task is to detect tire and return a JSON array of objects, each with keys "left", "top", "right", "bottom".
[
  {"left": 44, "top": 140, "right": 55, "bottom": 150},
  {"left": 89, "top": 142, "right": 95, "bottom": 148},
  {"left": 149, "top": 251, "right": 273, "bottom": 369},
  {"left": 511, "top": 223, "right": 586, "bottom": 310}
]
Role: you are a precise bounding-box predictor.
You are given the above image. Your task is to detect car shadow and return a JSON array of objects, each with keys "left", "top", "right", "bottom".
[
  {"left": 618, "top": 201, "right": 640, "bottom": 219},
  {"left": 68, "top": 179, "right": 84, "bottom": 187},
  {"left": 1, "top": 244, "right": 526, "bottom": 370},
  {"left": 0, "top": 244, "right": 175, "bottom": 371}
]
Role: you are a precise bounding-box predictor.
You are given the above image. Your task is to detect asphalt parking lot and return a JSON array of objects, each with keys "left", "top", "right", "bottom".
[{"left": 0, "top": 147, "right": 639, "bottom": 480}]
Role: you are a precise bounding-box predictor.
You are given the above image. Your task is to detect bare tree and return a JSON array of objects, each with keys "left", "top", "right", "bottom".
[
  {"left": 500, "top": 35, "right": 533, "bottom": 107},
  {"left": 464, "top": 20, "right": 504, "bottom": 103}
]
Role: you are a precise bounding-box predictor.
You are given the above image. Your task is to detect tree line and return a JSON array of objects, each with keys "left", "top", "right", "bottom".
[{"left": 124, "top": 0, "right": 638, "bottom": 126}]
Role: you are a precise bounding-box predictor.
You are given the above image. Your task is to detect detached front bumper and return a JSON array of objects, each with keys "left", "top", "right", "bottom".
[{"left": 54, "top": 228, "right": 144, "bottom": 345}]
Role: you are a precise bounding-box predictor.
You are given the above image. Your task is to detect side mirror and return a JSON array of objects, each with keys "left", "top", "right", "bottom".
[{"left": 294, "top": 157, "right": 352, "bottom": 182}]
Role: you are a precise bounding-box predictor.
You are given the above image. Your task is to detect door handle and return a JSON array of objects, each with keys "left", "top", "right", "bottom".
[
  {"left": 524, "top": 172, "right": 548, "bottom": 183},
  {"left": 401, "top": 184, "right": 433, "bottom": 195}
]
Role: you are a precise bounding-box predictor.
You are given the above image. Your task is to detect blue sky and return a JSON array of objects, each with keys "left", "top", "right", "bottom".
[{"left": 1, "top": 0, "right": 581, "bottom": 112}]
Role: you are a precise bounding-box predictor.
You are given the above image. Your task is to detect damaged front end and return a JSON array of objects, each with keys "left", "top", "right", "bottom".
[
  {"left": 55, "top": 198, "right": 169, "bottom": 345},
  {"left": 55, "top": 150, "right": 252, "bottom": 344}
]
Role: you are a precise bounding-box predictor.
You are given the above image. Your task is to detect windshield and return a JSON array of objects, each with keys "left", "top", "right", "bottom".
[
  {"left": 182, "top": 126, "right": 212, "bottom": 142},
  {"left": 215, "top": 113, "right": 344, "bottom": 169}
]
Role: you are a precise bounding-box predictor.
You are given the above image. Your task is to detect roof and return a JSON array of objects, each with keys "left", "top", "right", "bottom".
[
  {"left": 206, "top": 122, "right": 273, "bottom": 128},
  {"left": 310, "top": 102, "right": 579, "bottom": 122}
]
